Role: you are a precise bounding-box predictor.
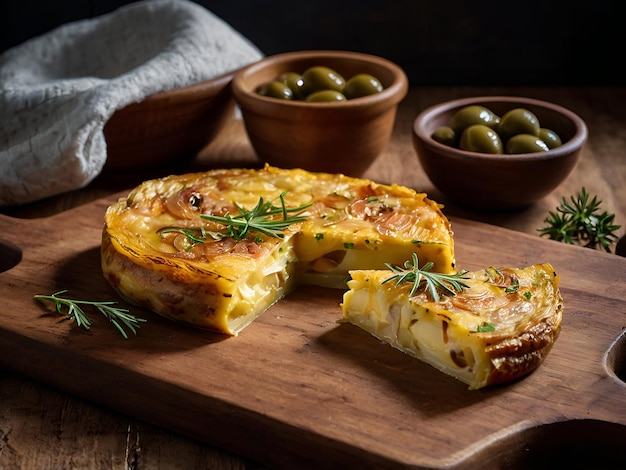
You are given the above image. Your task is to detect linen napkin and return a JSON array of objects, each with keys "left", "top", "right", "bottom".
[{"left": 0, "top": 0, "right": 262, "bottom": 206}]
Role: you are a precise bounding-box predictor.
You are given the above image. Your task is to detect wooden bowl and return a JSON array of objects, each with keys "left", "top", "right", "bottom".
[
  {"left": 412, "top": 96, "right": 588, "bottom": 210},
  {"left": 103, "top": 72, "right": 236, "bottom": 171},
  {"left": 232, "top": 50, "right": 408, "bottom": 176}
]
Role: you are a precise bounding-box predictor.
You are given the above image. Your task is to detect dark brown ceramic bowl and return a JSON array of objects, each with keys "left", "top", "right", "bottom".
[
  {"left": 103, "top": 71, "right": 236, "bottom": 171},
  {"left": 232, "top": 50, "right": 408, "bottom": 176},
  {"left": 412, "top": 96, "right": 587, "bottom": 210}
]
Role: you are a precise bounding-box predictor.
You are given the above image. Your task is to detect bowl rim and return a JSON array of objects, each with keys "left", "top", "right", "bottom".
[
  {"left": 138, "top": 70, "right": 236, "bottom": 103},
  {"left": 413, "top": 95, "right": 588, "bottom": 161},
  {"left": 232, "top": 49, "right": 409, "bottom": 110}
]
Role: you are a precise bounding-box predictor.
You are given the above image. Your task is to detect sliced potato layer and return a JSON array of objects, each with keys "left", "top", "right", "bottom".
[{"left": 341, "top": 263, "right": 563, "bottom": 389}]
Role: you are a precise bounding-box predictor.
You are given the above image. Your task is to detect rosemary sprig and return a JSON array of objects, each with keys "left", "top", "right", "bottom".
[
  {"left": 383, "top": 253, "right": 470, "bottom": 302},
  {"left": 201, "top": 192, "right": 311, "bottom": 241},
  {"left": 538, "top": 187, "right": 621, "bottom": 252},
  {"left": 158, "top": 226, "right": 221, "bottom": 250},
  {"left": 34, "top": 290, "right": 146, "bottom": 339}
]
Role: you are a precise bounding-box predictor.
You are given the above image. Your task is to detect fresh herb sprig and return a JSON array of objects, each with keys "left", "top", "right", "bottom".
[
  {"left": 538, "top": 187, "right": 621, "bottom": 252},
  {"left": 383, "top": 253, "right": 469, "bottom": 301},
  {"left": 34, "top": 290, "right": 146, "bottom": 339},
  {"left": 158, "top": 226, "right": 221, "bottom": 250},
  {"left": 201, "top": 192, "right": 311, "bottom": 241}
]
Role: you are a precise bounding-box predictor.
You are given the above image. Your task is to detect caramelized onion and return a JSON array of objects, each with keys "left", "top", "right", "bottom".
[
  {"left": 374, "top": 211, "right": 415, "bottom": 236},
  {"left": 164, "top": 187, "right": 236, "bottom": 220},
  {"left": 349, "top": 198, "right": 391, "bottom": 220},
  {"left": 164, "top": 187, "right": 203, "bottom": 219}
]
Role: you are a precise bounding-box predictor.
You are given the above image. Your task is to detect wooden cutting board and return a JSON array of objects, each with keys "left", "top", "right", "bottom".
[{"left": 1, "top": 194, "right": 625, "bottom": 469}]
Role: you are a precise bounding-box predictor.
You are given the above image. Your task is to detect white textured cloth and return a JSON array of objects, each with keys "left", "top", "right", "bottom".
[{"left": 0, "top": 0, "right": 262, "bottom": 206}]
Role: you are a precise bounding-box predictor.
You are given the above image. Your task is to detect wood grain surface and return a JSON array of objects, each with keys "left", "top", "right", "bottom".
[{"left": 1, "top": 86, "right": 626, "bottom": 469}]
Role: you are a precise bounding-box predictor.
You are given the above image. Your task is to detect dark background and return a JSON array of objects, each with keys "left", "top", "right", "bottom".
[{"left": 0, "top": 0, "right": 622, "bottom": 86}]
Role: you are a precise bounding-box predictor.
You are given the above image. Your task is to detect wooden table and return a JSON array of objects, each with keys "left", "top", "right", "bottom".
[{"left": 1, "top": 86, "right": 625, "bottom": 469}]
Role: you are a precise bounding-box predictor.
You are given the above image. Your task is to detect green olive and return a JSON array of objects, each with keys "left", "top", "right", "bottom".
[
  {"left": 498, "top": 108, "right": 540, "bottom": 141},
  {"left": 279, "top": 72, "right": 305, "bottom": 100},
  {"left": 459, "top": 124, "right": 504, "bottom": 154},
  {"left": 256, "top": 81, "right": 294, "bottom": 100},
  {"left": 343, "top": 73, "right": 383, "bottom": 99},
  {"left": 431, "top": 126, "right": 456, "bottom": 147},
  {"left": 450, "top": 105, "right": 500, "bottom": 134},
  {"left": 305, "top": 90, "right": 347, "bottom": 102},
  {"left": 506, "top": 134, "right": 550, "bottom": 154},
  {"left": 538, "top": 128, "right": 562, "bottom": 149},
  {"left": 299, "top": 66, "right": 345, "bottom": 97}
]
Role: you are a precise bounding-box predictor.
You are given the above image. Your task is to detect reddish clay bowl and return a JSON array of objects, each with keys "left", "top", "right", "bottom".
[
  {"left": 103, "top": 71, "right": 236, "bottom": 171},
  {"left": 232, "top": 50, "right": 408, "bottom": 176},
  {"left": 412, "top": 96, "right": 587, "bottom": 210}
]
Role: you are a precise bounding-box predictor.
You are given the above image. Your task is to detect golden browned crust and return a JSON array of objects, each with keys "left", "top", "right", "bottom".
[
  {"left": 342, "top": 263, "right": 564, "bottom": 389},
  {"left": 102, "top": 230, "right": 229, "bottom": 329},
  {"left": 485, "top": 298, "right": 563, "bottom": 386}
]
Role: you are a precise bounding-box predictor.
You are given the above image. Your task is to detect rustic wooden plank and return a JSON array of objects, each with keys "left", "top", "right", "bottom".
[
  {"left": 1, "top": 193, "right": 624, "bottom": 468},
  {"left": 0, "top": 372, "right": 254, "bottom": 469}
]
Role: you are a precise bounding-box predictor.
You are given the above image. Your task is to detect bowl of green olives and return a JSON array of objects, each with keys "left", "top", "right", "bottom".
[
  {"left": 412, "top": 96, "right": 588, "bottom": 210},
  {"left": 232, "top": 50, "right": 408, "bottom": 176}
]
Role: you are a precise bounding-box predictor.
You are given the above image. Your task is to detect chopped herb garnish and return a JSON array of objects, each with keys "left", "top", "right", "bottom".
[
  {"left": 315, "top": 233, "right": 324, "bottom": 241},
  {"left": 34, "top": 290, "right": 146, "bottom": 339},
  {"left": 383, "top": 253, "right": 469, "bottom": 301},
  {"left": 411, "top": 239, "right": 440, "bottom": 245},
  {"left": 505, "top": 282, "right": 520, "bottom": 294},
  {"left": 523, "top": 291, "right": 532, "bottom": 300},
  {"left": 344, "top": 242, "right": 355, "bottom": 249},
  {"left": 476, "top": 322, "right": 496, "bottom": 332}
]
